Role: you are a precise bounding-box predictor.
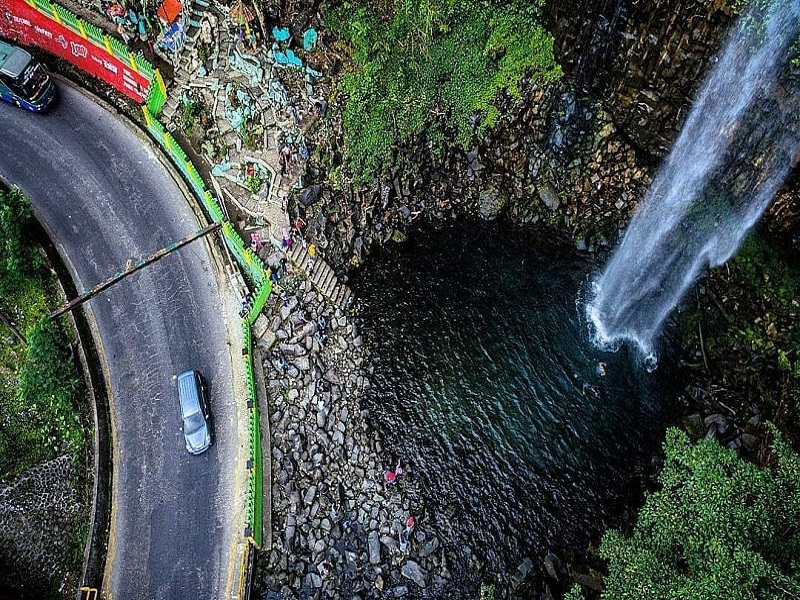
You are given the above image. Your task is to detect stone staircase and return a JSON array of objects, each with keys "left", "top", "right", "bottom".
[{"left": 287, "top": 243, "right": 353, "bottom": 311}]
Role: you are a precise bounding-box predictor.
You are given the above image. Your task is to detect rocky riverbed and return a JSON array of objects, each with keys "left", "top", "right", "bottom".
[{"left": 255, "top": 273, "right": 465, "bottom": 598}]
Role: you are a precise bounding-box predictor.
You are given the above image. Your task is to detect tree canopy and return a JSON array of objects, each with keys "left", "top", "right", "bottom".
[{"left": 569, "top": 427, "right": 800, "bottom": 599}]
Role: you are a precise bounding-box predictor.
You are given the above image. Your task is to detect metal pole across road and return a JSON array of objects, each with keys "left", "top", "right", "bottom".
[{"left": 49, "top": 222, "right": 222, "bottom": 319}]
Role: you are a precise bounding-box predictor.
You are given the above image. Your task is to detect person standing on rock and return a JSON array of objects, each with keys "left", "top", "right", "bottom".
[
  {"left": 405, "top": 516, "right": 415, "bottom": 535},
  {"left": 398, "top": 516, "right": 415, "bottom": 554}
]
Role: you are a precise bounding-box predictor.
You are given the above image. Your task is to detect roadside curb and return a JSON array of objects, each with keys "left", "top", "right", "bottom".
[{"left": 37, "top": 222, "right": 113, "bottom": 593}]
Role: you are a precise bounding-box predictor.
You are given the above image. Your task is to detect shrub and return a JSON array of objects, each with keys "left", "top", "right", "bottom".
[
  {"left": 0, "top": 188, "right": 42, "bottom": 297},
  {"left": 246, "top": 174, "right": 263, "bottom": 194}
]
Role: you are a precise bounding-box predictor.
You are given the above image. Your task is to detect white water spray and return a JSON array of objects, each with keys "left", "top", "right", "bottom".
[{"left": 588, "top": 0, "right": 800, "bottom": 356}]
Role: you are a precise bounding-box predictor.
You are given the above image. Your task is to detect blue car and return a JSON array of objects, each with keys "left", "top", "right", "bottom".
[{"left": 0, "top": 40, "right": 56, "bottom": 112}]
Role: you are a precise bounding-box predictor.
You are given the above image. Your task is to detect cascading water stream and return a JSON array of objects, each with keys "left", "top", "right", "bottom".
[{"left": 588, "top": 0, "right": 800, "bottom": 357}]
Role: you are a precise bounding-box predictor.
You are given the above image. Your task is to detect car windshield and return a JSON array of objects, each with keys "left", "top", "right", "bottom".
[
  {"left": 15, "top": 62, "right": 48, "bottom": 98},
  {"left": 184, "top": 412, "right": 205, "bottom": 435}
]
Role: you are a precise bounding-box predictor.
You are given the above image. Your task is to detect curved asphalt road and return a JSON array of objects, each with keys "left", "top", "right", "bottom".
[{"left": 0, "top": 82, "right": 239, "bottom": 599}]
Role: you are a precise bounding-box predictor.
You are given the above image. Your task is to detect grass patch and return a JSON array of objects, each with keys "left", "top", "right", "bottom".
[{"left": 327, "top": 0, "right": 562, "bottom": 180}]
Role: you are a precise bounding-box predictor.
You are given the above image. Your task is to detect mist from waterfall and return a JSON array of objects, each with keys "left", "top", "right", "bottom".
[{"left": 588, "top": 0, "right": 800, "bottom": 358}]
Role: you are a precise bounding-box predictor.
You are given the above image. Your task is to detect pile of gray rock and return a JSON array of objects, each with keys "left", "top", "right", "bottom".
[{"left": 256, "top": 278, "right": 453, "bottom": 598}]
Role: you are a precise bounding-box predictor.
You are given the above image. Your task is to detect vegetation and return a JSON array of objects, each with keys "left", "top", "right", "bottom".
[
  {"left": 0, "top": 187, "right": 42, "bottom": 297},
  {"left": 567, "top": 427, "right": 800, "bottom": 599},
  {"left": 0, "top": 188, "right": 84, "bottom": 478},
  {"left": 246, "top": 173, "right": 264, "bottom": 194},
  {"left": 328, "top": 0, "right": 562, "bottom": 180},
  {"left": 677, "top": 232, "right": 800, "bottom": 441},
  {"left": 714, "top": 236, "right": 800, "bottom": 376}
]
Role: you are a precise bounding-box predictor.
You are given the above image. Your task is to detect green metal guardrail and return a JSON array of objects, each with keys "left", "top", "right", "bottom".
[
  {"left": 146, "top": 69, "right": 167, "bottom": 116},
  {"left": 242, "top": 320, "right": 263, "bottom": 547},
  {"left": 143, "top": 105, "right": 270, "bottom": 550}
]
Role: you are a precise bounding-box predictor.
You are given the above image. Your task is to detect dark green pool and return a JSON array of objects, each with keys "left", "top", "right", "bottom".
[{"left": 350, "top": 220, "right": 680, "bottom": 595}]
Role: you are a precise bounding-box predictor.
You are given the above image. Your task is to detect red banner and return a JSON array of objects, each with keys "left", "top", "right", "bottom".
[{"left": 0, "top": 0, "right": 149, "bottom": 103}]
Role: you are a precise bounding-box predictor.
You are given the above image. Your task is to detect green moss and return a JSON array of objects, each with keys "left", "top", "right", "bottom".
[{"left": 328, "top": 0, "right": 561, "bottom": 181}]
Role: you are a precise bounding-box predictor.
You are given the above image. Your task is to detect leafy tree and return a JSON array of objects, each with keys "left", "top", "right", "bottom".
[
  {"left": 569, "top": 427, "right": 800, "bottom": 599},
  {"left": 0, "top": 187, "right": 42, "bottom": 296}
]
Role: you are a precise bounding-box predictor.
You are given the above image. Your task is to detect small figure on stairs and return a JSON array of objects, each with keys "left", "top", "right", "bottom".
[{"left": 307, "top": 242, "right": 317, "bottom": 276}]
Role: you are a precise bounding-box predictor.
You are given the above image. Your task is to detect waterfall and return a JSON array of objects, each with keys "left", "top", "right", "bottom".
[{"left": 587, "top": 0, "right": 800, "bottom": 358}]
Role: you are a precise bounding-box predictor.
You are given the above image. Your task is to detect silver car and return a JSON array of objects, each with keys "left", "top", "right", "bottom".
[{"left": 177, "top": 370, "right": 212, "bottom": 455}]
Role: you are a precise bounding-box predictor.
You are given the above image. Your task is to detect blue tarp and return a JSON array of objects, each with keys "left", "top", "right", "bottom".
[
  {"left": 302, "top": 28, "right": 317, "bottom": 51},
  {"left": 272, "top": 26, "right": 290, "bottom": 42}
]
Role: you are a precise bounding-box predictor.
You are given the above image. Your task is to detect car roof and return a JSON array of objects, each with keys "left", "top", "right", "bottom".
[
  {"left": 177, "top": 370, "right": 202, "bottom": 416},
  {"left": 0, "top": 41, "right": 32, "bottom": 79}
]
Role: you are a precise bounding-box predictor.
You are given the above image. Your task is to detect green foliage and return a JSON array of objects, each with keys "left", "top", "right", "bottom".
[
  {"left": 0, "top": 188, "right": 84, "bottom": 478},
  {"left": 0, "top": 320, "right": 82, "bottom": 477},
  {"left": 246, "top": 174, "right": 264, "bottom": 194},
  {"left": 0, "top": 188, "right": 42, "bottom": 297},
  {"left": 680, "top": 232, "right": 800, "bottom": 392},
  {"left": 564, "top": 584, "right": 584, "bottom": 600},
  {"left": 329, "top": 0, "right": 561, "bottom": 180},
  {"left": 593, "top": 427, "right": 800, "bottom": 599},
  {"left": 722, "top": 236, "right": 800, "bottom": 376},
  {"left": 180, "top": 93, "right": 204, "bottom": 132},
  {"left": 479, "top": 583, "right": 495, "bottom": 600},
  {"left": 241, "top": 123, "right": 264, "bottom": 151}
]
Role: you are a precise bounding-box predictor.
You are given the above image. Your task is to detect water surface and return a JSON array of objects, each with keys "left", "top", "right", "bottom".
[{"left": 350, "top": 221, "right": 679, "bottom": 593}]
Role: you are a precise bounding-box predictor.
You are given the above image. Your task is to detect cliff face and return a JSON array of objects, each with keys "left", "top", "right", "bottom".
[
  {"left": 545, "top": 0, "right": 733, "bottom": 157},
  {"left": 306, "top": 0, "right": 800, "bottom": 275}
]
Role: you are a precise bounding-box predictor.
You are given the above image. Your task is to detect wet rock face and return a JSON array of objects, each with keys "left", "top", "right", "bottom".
[
  {"left": 300, "top": 0, "right": 800, "bottom": 283},
  {"left": 544, "top": 0, "right": 734, "bottom": 157}
]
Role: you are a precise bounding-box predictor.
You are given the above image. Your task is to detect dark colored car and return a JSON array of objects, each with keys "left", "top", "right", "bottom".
[
  {"left": 0, "top": 40, "right": 57, "bottom": 112},
  {"left": 177, "top": 370, "right": 212, "bottom": 455}
]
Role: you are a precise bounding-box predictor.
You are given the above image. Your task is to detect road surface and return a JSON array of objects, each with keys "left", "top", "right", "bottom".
[{"left": 0, "top": 81, "right": 240, "bottom": 599}]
